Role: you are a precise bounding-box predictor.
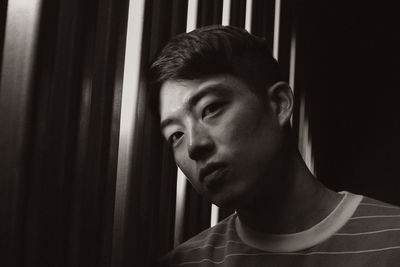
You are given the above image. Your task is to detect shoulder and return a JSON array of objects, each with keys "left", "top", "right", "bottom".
[
  {"left": 336, "top": 194, "right": 400, "bottom": 239},
  {"left": 331, "top": 194, "right": 400, "bottom": 260},
  {"left": 159, "top": 214, "right": 239, "bottom": 266},
  {"left": 339, "top": 194, "right": 400, "bottom": 235},
  {"left": 351, "top": 195, "right": 400, "bottom": 221},
  {"left": 346, "top": 195, "right": 400, "bottom": 235}
]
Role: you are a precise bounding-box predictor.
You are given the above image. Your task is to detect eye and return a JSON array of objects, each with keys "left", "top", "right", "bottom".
[
  {"left": 168, "top": 132, "right": 184, "bottom": 146},
  {"left": 202, "top": 102, "right": 224, "bottom": 119}
]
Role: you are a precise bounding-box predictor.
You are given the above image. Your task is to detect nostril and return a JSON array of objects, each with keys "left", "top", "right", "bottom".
[{"left": 188, "top": 139, "right": 214, "bottom": 161}]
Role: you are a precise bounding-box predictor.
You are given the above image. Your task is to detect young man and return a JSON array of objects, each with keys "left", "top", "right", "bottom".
[{"left": 149, "top": 25, "right": 400, "bottom": 266}]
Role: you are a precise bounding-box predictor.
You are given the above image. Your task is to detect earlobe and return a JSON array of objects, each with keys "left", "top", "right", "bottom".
[{"left": 267, "top": 81, "right": 294, "bottom": 126}]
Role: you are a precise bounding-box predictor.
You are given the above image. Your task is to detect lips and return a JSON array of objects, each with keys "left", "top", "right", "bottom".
[{"left": 199, "top": 162, "right": 228, "bottom": 188}]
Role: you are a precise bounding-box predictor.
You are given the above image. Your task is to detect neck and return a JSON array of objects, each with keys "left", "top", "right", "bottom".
[{"left": 236, "top": 147, "right": 342, "bottom": 234}]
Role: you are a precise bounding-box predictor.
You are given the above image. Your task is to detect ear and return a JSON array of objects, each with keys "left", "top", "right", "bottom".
[{"left": 266, "top": 81, "right": 294, "bottom": 127}]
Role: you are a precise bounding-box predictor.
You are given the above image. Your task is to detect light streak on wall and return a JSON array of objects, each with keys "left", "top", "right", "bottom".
[
  {"left": 210, "top": 204, "right": 219, "bottom": 227},
  {"left": 245, "top": 0, "right": 253, "bottom": 33},
  {"left": 222, "top": 0, "right": 231, "bottom": 26},
  {"left": 273, "top": 0, "right": 281, "bottom": 60},
  {"left": 112, "top": 0, "right": 145, "bottom": 264},
  {"left": 174, "top": 169, "right": 188, "bottom": 246},
  {"left": 186, "top": 0, "right": 198, "bottom": 32},
  {"left": 288, "top": 20, "right": 314, "bottom": 175},
  {"left": 0, "top": 0, "right": 43, "bottom": 102},
  {"left": 289, "top": 24, "right": 297, "bottom": 90},
  {"left": 0, "top": 1, "right": 42, "bottom": 264},
  {"left": 289, "top": 19, "right": 296, "bottom": 127},
  {"left": 298, "top": 94, "right": 315, "bottom": 175}
]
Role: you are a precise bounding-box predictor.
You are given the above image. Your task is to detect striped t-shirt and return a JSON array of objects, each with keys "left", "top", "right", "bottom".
[{"left": 160, "top": 192, "right": 400, "bottom": 266}]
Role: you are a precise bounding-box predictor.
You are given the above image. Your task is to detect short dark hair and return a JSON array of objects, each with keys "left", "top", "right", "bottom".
[{"left": 148, "top": 25, "right": 282, "bottom": 116}]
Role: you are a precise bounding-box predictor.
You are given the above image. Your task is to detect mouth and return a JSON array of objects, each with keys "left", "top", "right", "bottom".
[{"left": 199, "top": 162, "right": 228, "bottom": 189}]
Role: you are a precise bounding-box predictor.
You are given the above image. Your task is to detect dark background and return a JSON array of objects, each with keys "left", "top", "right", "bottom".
[{"left": 294, "top": 1, "right": 400, "bottom": 204}]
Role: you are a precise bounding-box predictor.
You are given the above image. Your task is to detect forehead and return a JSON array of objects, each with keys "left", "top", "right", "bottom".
[{"left": 159, "top": 79, "right": 199, "bottom": 122}]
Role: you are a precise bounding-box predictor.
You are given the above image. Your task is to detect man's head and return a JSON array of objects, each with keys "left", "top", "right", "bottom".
[
  {"left": 149, "top": 25, "right": 282, "bottom": 114},
  {"left": 149, "top": 25, "right": 294, "bottom": 209}
]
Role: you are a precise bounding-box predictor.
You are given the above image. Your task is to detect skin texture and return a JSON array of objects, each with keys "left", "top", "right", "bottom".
[{"left": 159, "top": 73, "right": 342, "bottom": 234}]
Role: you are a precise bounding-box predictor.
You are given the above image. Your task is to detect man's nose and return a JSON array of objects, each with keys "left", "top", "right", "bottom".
[{"left": 187, "top": 124, "right": 214, "bottom": 161}]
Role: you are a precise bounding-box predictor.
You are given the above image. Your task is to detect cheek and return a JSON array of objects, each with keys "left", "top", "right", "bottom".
[
  {"left": 215, "top": 107, "right": 282, "bottom": 168},
  {"left": 218, "top": 107, "right": 266, "bottom": 146}
]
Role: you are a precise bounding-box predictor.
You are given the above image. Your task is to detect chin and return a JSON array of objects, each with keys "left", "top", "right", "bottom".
[{"left": 209, "top": 192, "right": 244, "bottom": 210}]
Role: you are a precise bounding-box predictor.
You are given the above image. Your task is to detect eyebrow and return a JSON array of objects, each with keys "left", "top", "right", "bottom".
[
  {"left": 160, "top": 84, "right": 232, "bottom": 132},
  {"left": 160, "top": 117, "right": 175, "bottom": 132}
]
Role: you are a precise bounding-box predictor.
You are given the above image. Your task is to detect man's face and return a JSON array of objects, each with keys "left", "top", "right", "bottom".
[{"left": 159, "top": 74, "right": 284, "bottom": 209}]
